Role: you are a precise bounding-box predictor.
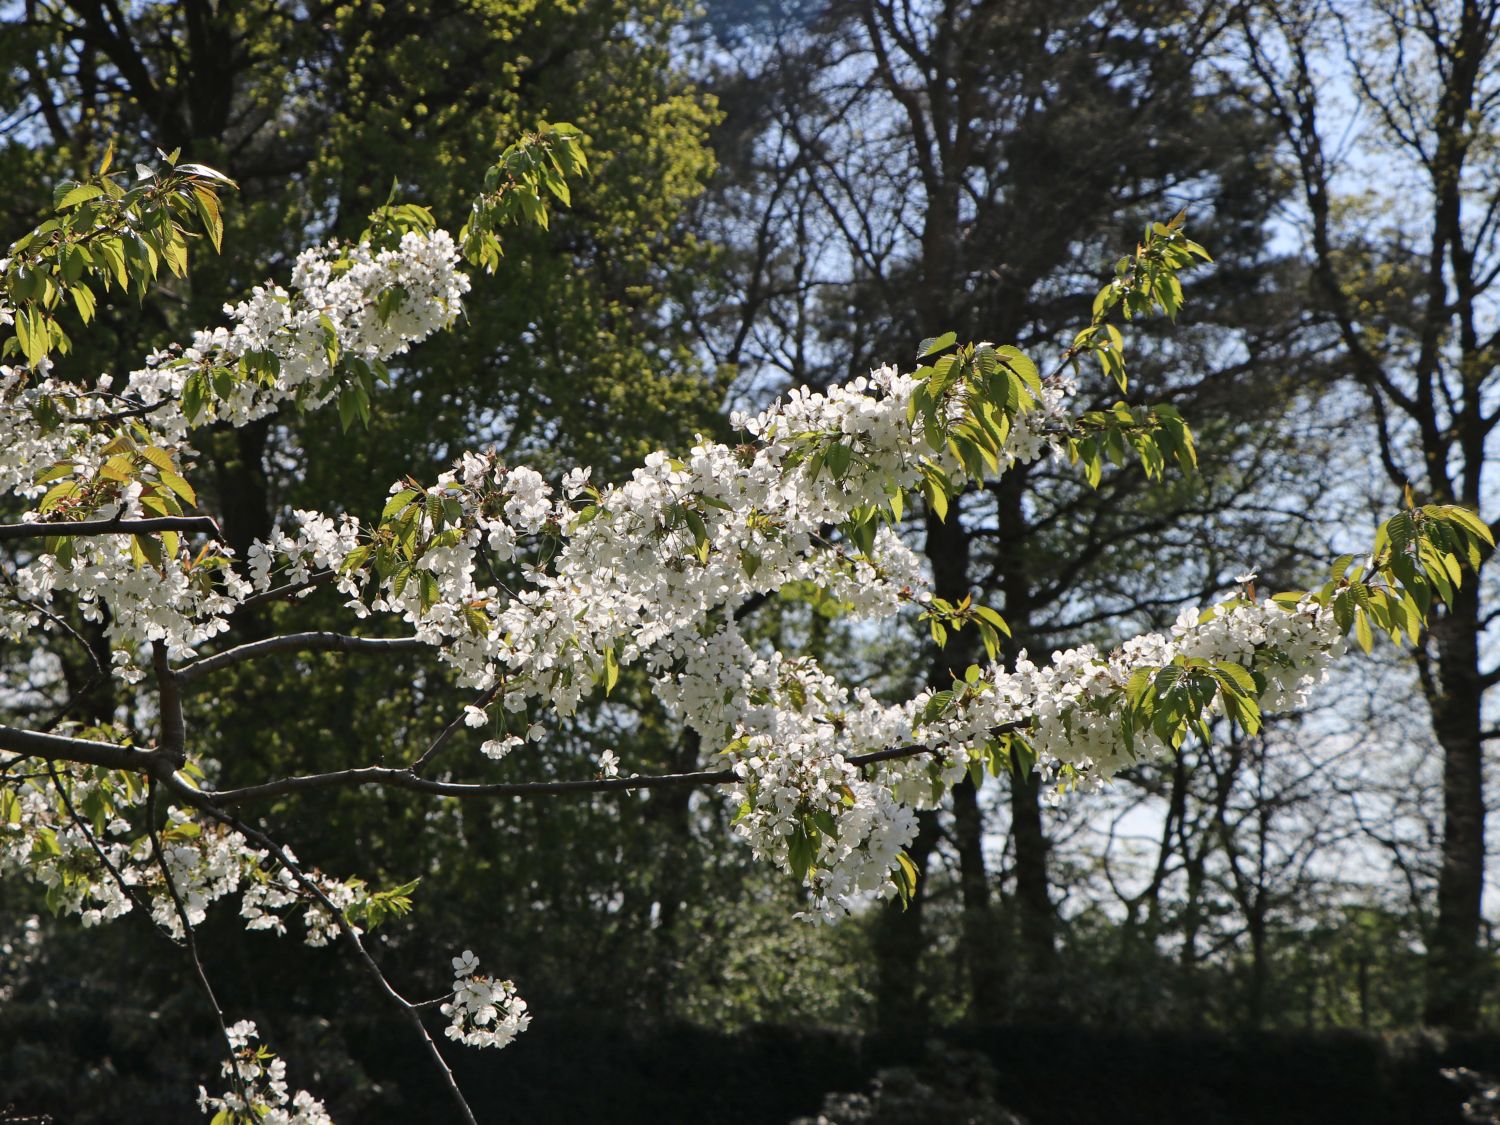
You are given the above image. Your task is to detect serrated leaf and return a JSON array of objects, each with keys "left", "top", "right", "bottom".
[
  {"left": 158, "top": 470, "right": 196, "bottom": 506},
  {"left": 917, "top": 331, "right": 957, "bottom": 359},
  {"left": 1213, "top": 660, "right": 1257, "bottom": 697},
  {"left": 97, "top": 453, "right": 136, "bottom": 483},
  {"left": 58, "top": 182, "right": 105, "bottom": 210},
  {"left": 382, "top": 489, "right": 419, "bottom": 519}
]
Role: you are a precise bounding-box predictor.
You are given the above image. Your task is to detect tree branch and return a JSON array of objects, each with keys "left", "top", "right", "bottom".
[
  {"left": 213, "top": 738, "right": 987, "bottom": 807},
  {"left": 153, "top": 641, "right": 185, "bottom": 763},
  {"left": 0, "top": 725, "right": 168, "bottom": 774},
  {"left": 161, "top": 776, "right": 479, "bottom": 1125},
  {"left": 231, "top": 570, "right": 337, "bottom": 614},
  {"left": 145, "top": 778, "right": 250, "bottom": 1110},
  {"left": 0, "top": 515, "right": 221, "bottom": 541},
  {"left": 410, "top": 682, "right": 503, "bottom": 774},
  {"left": 175, "top": 632, "right": 429, "bottom": 683}
]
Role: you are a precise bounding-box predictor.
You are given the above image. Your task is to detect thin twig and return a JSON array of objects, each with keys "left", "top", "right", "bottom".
[
  {"left": 145, "top": 779, "right": 249, "bottom": 1110},
  {"left": 232, "top": 570, "right": 338, "bottom": 615},
  {"left": 175, "top": 632, "right": 428, "bottom": 684},
  {"left": 216, "top": 738, "right": 969, "bottom": 806},
  {"left": 20, "top": 605, "right": 105, "bottom": 733},
  {"left": 411, "top": 682, "right": 503, "bottom": 774},
  {"left": 44, "top": 760, "right": 151, "bottom": 918},
  {"left": 162, "top": 778, "right": 479, "bottom": 1125}
]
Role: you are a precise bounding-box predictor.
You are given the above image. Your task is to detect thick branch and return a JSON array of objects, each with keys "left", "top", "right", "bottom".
[
  {"left": 0, "top": 725, "right": 169, "bottom": 774},
  {"left": 153, "top": 641, "right": 185, "bottom": 763},
  {"left": 0, "top": 516, "right": 221, "bottom": 540}
]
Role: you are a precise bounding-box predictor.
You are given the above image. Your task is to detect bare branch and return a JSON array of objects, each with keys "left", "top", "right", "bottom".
[
  {"left": 0, "top": 516, "right": 221, "bottom": 541},
  {"left": 175, "top": 632, "right": 429, "bottom": 684},
  {"left": 216, "top": 737, "right": 994, "bottom": 807},
  {"left": 0, "top": 724, "right": 167, "bottom": 774}
]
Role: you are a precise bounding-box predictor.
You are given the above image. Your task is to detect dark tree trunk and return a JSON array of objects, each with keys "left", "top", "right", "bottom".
[
  {"left": 1246, "top": 898, "right": 1268, "bottom": 1029},
  {"left": 951, "top": 775, "right": 1004, "bottom": 1018},
  {"left": 211, "top": 420, "right": 274, "bottom": 570},
  {"left": 924, "top": 508, "right": 1005, "bottom": 1020},
  {"left": 1424, "top": 584, "right": 1488, "bottom": 1029},
  {"left": 873, "top": 809, "right": 941, "bottom": 1035},
  {"left": 992, "top": 472, "right": 1056, "bottom": 1002},
  {"left": 1008, "top": 755, "right": 1057, "bottom": 993},
  {"left": 1239, "top": 0, "right": 1499, "bottom": 1032}
]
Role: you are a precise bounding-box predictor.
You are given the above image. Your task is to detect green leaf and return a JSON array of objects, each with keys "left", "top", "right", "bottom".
[
  {"left": 418, "top": 569, "right": 439, "bottom": 614},
  {"left": 917, "top": 331, "right": 957, "bottom": 359},
  {"left": 383, "top": 489, "right": 419, "bottom": 519},
  {"left": 603, "top": 645, "right": 620, "bottom": 695},
  {"left": 787, "top": 827, "right": 816, "bottom": 880},
  {"left": 894, "top": 851, "right": 920, "bottom": 908},
  {"left": 181, "top": 371, "right": 206, "bottom": 424},
  {"left": 924, "top": 472, "right": 949, "bottom": 522},
  {"left": 1212, "top": 660, "right": 1257, "bottom": 697},
  {"left": 57, "top": 182, "right": 105, "bottom": 210},
  {"left": 826, "top": 441, "right": 853, "bottom": 480},
  {"left": 158, "top": 470, "right": 196, "bottom": 506},
  {"left": 684, "top": 507, "right": 708, "bottom": 551},
  {"left": 973, "top": 604, "right": 1010, "bottom": 637},
  {"left": 15, "top": 308, "right": 50, "bottom": 366},
  {"left": 39, "top": 478, "right": 80, "bottom": 512},
  {"left": 131, "top": 533, "right": 163, "bottom": 570},
  {"left": 918, "top": 690, "right": 954, "bottom": 726},
  {"left": 190, "top": 184, "right": 224, "bottom": 251}
]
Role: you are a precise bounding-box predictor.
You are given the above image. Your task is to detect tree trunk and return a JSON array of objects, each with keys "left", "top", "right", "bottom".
[
  {"left": 924, "top": 508, "right": 1005, "bottom": 1020},
  {"left": 951, "top": 775, "right": 1004, "bottom": 1019},
  {"left": 873, "top": 809, "right": 941, "bottom": 1036},
  {"left": 1246, "top": 897, "right": 1268, "bottom": 1029},
  {"left": 1424, "top": 584, "right": 1488, "bottom": 1029},
  {"left": 991, "top": 472, "right": 1056, "bottom": 1007},
  {"left": 1009, "top": 755, "right": 1057, "bottom": 997}
]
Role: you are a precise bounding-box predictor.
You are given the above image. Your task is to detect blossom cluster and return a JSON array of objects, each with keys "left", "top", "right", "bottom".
[
  {"left": 196, "top": 1019, "right": 332, "bottom": 1125},
  {"left": 0, "top": 230, "right": 467, "bottom": 678},
  {"left": 441, "top": 949, "right": 531, "bottom": 1049},
  {"left": 0, "top": 765, "right": 377, "bottom": 945},
  {"left": 224, "top": 355, "right": 1347, "bottom": 921},
  {"left": 912, "top": 595, "right": 1345, "bottom": 788},
  {"left": 126, "top": 229, "right": 470, "bottom": 433}
]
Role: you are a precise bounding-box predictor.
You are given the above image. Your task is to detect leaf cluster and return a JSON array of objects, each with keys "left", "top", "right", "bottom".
[{"left": 3, "top": 144, "right": 234, "bottom": 369}]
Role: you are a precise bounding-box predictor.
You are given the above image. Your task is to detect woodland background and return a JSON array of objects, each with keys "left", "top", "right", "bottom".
[{"left": 3, "top": 1, "right": 1500, "bottom": 1121}]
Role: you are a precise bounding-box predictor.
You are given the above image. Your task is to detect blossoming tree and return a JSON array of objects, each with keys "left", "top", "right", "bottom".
[{"left": 0, "top": 127, "right": 1489, "bottom": 1123}]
